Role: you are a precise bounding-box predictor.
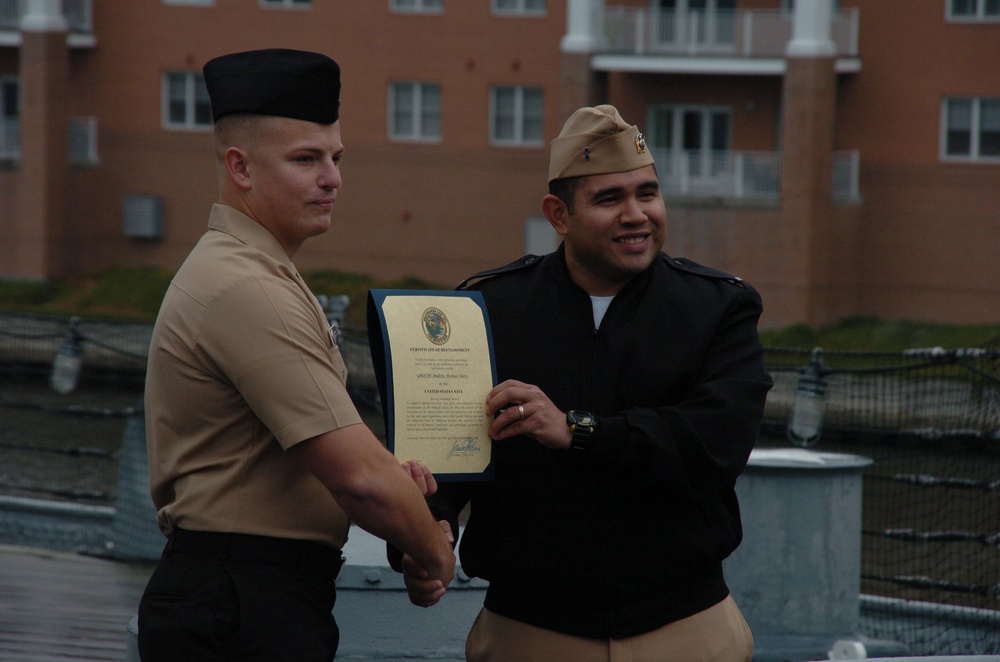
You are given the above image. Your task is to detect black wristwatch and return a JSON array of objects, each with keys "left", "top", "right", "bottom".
[{"left": 566, "top": 410, "right": 598, "bottom": 451}]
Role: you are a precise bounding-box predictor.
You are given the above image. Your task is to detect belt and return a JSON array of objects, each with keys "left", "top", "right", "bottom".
[{"left": 165, "top": 528, "right": 346, "bottom": 580}]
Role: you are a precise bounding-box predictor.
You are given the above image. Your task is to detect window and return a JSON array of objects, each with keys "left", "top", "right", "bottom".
[
  {"left": 493, "top": 0, "right": 546, "bottom": 16},
  {"left": 390, "top": 0, "right": 443, "bottom": 13},
  {"left": 524, "top": 216, "right": 558, "bottom": 255},
  {"left": 389, "top": 82, "right": 441, "bottom": 142},
  {"left": 655, "top": 1, "right": 736, "bottom": 50},
  {"left": 490, "top": 86, "right": 544, "bottom": 146},
  {"left": 260, "top": 0, "right": 310, "bottom": 7},
  {"left": 163, "top": 72, "right": 211, "bottom": 130},
  {"left": 0, "top": 78, "right": 18, "bottom": 159},
  {"left": 947, "top": 0, "right": 1000, "bottom": 20},
  {"left": 648, "top": 105, "right": 731, "bottom": 174},
  {"left": 943, "top": 97, "right": 1000, "bottom": 161},
  {"left": 1, "top": 77, "right": 17, "bottom": 120}
]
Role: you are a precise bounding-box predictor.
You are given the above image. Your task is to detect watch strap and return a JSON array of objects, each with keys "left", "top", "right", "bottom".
[{"left": 567, "top": 410, "right": 597, "bottom": 451}]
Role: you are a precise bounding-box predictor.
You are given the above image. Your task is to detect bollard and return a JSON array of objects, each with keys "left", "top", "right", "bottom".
[{"left": 723, "top": 447, "right": 907, "bottom": 661}]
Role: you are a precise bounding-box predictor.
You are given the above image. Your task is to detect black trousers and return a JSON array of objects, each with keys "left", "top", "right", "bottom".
[{"left": 138, "top": 529, "right": 345, "bottom": 662}]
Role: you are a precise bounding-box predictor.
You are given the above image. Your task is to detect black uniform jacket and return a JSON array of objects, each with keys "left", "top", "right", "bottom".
[{"left": 427, "top": 246, "right": 773, "bottom": 639}]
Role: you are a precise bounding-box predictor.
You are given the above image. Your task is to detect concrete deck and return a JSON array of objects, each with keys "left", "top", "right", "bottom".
[{"left": 0, "top": 543, "right": 152, "bottom": 661}]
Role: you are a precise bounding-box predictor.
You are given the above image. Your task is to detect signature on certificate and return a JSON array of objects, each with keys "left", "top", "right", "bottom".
[{"left": 447, "top": 437, "right": 482, "bottom": 460}]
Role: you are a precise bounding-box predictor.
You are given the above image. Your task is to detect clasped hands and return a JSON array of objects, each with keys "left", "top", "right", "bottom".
[{"left": 400, "top": 459, "right": 455, "bottom": 608}]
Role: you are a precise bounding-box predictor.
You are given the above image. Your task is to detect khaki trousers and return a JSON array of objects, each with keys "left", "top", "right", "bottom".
[{"left": 465, "top": 595, "right": 753, "bottom": 662}]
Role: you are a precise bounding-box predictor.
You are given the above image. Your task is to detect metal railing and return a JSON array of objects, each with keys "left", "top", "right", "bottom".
[
  {"left": 761, "top": 345, "right": 1000, "bottom": 655},
  {"left": 599, "top": 7, "right": 859, "bottom": 58},
  {"left": 0, "top": 0, "right": 92, "bottom": 33},
  {"left": 652, "top": 148, "right": 861, "bottom": 202},
  {"left": 0, "top": 311, "right": 997, "bottom": 654},
  {"left": 654, "top": 148, "right": 781, "bottom": 200}
]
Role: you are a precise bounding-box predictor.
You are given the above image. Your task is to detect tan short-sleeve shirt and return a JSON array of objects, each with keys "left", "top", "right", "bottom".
[{"left": 145, "top": 204, "right": 361, "bottom": 548}]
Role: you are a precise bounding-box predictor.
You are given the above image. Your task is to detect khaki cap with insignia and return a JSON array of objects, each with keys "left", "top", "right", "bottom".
[{"left": 548, "top": 104, "right": 653, "bottom": 183}]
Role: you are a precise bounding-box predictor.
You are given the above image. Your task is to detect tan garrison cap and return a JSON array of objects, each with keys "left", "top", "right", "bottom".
[{"left": 548, "top": 105, "right": 654, "bottom": 183}]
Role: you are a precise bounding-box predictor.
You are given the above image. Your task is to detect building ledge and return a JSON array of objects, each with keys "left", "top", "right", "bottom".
[
  {"left": 0, "top": 30, "right": 96, "bottom": 47},
  {"left": 592, "top": 53, "right": 860, "bottom": 75}
]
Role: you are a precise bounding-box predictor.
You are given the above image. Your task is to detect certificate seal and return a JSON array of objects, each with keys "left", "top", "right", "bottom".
[{"left": 422, "top": 307, "right": 450, "bottom": 345}]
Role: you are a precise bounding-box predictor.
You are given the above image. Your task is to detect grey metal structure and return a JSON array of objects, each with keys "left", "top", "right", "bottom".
[{"left": 725, "top": 449, "right": 908, "bottom": 661}]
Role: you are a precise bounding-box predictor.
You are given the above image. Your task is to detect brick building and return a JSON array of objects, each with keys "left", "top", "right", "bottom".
[{"left": 1, "top": 0, "right": 998, "bottom": 328}]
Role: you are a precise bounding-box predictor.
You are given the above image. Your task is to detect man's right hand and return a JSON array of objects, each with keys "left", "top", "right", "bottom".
[{"left": 288, "top": 424, "right": 457, "bottom": 600}]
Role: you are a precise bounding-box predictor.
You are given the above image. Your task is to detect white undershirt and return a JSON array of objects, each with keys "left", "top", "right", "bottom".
[{"left": 591, "top": 295, "right": 615, "bottom": 330}]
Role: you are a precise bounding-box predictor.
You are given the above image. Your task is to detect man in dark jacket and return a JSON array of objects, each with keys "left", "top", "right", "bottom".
[{"left": 400, "top": 105, "right": 773, "bottom": 661}]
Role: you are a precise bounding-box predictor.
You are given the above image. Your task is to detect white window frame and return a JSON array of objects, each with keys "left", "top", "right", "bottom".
[
  {"left": 490, "top": 86, "right": 544, "bottom": 147},
  {"left": 390, "top": 0, "right": 443, "bottom": 13},
  {"left": 259, "top": 0, "right": 311, "bottom": 8},
  {"left": 162, "top": 72, "right": 212, "bottom": 131},
  {"left": 388, "top": 81, "right": 442, "bottom": 143},
  {"left": 946, "top": 0, "right": 1000, "bottom": 21},
  {"left": 492, "top": 0, "right": 546, "bottom": 16},
  {"left": 162, "top": 0, "right": 214, "bottom": 6},
  {"left": 941, "top": 96, "right": 1000, "bottom": 162}
]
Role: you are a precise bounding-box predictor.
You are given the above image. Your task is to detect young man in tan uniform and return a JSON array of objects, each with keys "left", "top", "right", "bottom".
[{"left": 138, "top": 49, "right": 454, "bottom": 661}]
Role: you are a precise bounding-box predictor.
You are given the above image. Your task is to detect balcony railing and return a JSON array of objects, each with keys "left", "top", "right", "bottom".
[
  {"left": 0, "top": 0, "right": 93, "bottom": 34},
  {"left": 655, "top": 148, "right": 782, "bottom": 200},
  {"left": 600, "top": 7, "right": 858, "bottom": 58},
  {"left": 0, "top": 115, "right": 99, "bottom": 165},
  {"left": 655, "top": 148, "right": 861, "bottom": 203}
]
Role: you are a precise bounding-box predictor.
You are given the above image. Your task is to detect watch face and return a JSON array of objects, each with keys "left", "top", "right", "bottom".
[{"left": 568, "top": 410, "right": 596, "bottom": 429}]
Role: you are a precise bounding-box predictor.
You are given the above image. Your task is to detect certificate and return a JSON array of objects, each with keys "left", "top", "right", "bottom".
[{"left": 367, "top": 290, "right": 496, "bottom": 481}]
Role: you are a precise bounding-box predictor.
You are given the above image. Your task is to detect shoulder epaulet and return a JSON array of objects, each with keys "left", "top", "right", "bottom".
[
  {"left": 664, "top": 255, "right": 746, "bottom": 288},
  {"left": 456, "top": 254, "right": 543, "bottom": 290}
]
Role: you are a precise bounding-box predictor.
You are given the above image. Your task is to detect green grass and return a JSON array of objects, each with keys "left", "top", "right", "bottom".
[
  {"left": 3, "top": 268, "right": 1000, "bottom": 349},
  {"left": 758, "top": 317, "right": 1000, "bottom": 352},
  {"left": 0, "top": 267, "right": 174, "bottom": 321},
  {"left": 0, "top": 267, "right": 446, "bottom": 329}
]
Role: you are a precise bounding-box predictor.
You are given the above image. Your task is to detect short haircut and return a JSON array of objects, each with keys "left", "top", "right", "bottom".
[
  {"left": 548, "top": 175, "right": 584, "bottom": 215},
  {"left": 213, "top": 113, "right": 269, "bottom": 160}
]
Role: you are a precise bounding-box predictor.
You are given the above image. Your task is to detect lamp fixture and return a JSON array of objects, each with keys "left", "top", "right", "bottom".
[{"left": 787, "top": 347, "right": 829, "bottom": 447}]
